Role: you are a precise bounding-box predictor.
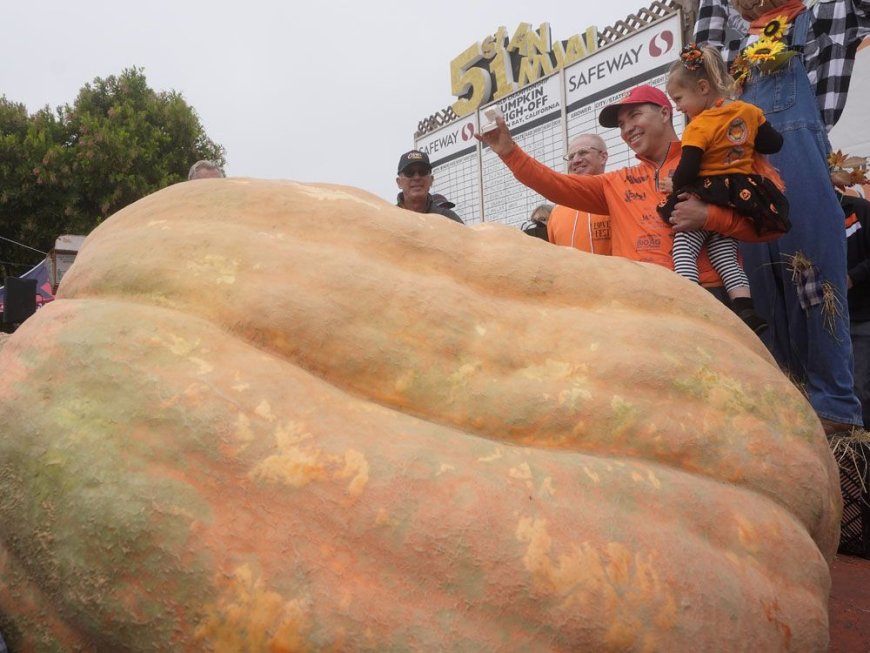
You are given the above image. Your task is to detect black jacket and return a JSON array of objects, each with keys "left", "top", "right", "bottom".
[
  {"left": 521, "top": 221, "right": 549, "bottom": 241},
  {"left": 396, "top": 193, "right": 464, "bottom": 224},
  {"left": 843, "top": 194, "right": 870, "bottom": 321}
]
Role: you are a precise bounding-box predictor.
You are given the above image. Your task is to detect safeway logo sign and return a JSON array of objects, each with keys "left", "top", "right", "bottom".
[
  {"left": 649, "top": 30, "right": 675, "bottom": 58},
  {"left": 418, "top": 118, "right": 480, "bottom": 162}
]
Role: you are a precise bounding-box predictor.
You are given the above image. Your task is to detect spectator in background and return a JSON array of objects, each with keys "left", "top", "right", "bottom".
[
  {"left": 548, "top": 133, "right": 611, "bottom": 254},
  {"left": 522, "top": 204, "right": 553, "bottom": 240},
  {"left": 843, "top": 192, "right": 870, "bottom": 428},
  {"left": 396, "top": 150, "right": 464, "bottom": 224},
  {"left": 188, "top": 160, "right": 225, "bottom": 180}
]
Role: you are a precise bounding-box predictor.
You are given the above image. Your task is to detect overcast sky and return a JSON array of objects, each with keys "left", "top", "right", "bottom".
[{"left": 0, "top": 2, "right": 655, "bottom": 204}]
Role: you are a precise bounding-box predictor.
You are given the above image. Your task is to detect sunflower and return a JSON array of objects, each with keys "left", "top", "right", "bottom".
[
  {"left": 744, "top": 38, "right": 786, "bottom": 63},
  {"left": 729, "top": 53, "right": 751, "bottom": 90},
  {"left": 762, "top": 15, "right": 789, "bottom": 40}
]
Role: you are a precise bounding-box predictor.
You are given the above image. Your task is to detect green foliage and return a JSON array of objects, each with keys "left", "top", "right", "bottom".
[{"left": 0, "top": 67, "right": 225, "bottom": 278}]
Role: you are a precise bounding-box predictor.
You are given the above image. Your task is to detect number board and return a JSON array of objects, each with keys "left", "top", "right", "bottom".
[
  {"left": 415, "top": 115, "right": 482, "bottom": 225},
  {"left": 417, "top": 12, "right": 684, "bottom": 229}
]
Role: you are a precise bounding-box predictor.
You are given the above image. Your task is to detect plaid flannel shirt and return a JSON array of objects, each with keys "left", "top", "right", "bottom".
[{"left": 694, "top": 0, "right": 870, "bottom": 131}]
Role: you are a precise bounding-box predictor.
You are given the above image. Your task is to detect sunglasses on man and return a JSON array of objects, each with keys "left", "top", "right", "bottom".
[{"left": 401, "top": 166, "right": 432, "bottom": 178}]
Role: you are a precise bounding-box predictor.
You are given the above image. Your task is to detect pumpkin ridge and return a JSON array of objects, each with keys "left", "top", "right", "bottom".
[
  {"left": 50, "top": 285, "right": 832, "bottom": 553},
  {"left": 55, "top": 182, "right": 838, "bottom": 554},
  {"left": 0, "top": 179, "right": 839, "bottom": 651}
]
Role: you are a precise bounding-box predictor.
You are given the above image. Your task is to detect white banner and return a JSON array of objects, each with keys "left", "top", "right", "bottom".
[{"left": 415, "top": 11, "right": 685, "bottom": 229}]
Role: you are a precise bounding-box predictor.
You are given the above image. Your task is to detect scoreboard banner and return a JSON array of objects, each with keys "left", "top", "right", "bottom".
[
  {"left": 416, "top": 115, "right": 482, "bottom": 225},
  {"left": 482, "top": 74, "right": 563, "bottom": 228},
  {"left": 415, "top": 11, "right": 684, "bottom": 228}
]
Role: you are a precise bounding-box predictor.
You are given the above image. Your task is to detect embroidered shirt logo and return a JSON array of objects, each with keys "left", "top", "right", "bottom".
[{"left": 636, "top": 234, "right": 662, "bottom": 251}]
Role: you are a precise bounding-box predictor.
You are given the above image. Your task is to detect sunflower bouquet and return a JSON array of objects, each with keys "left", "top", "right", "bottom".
[{"left": 730, "top": 14, "right": 799, "bottom": 93}]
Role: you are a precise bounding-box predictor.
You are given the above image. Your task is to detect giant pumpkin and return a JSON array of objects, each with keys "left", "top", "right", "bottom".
[{"left": 0, "top": 179, "right": 841, "bottom": 651}]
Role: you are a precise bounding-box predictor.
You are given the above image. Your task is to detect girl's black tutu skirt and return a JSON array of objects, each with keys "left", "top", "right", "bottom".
[{"left": 657, "top": 173, "right": 790, "bottom": 235}]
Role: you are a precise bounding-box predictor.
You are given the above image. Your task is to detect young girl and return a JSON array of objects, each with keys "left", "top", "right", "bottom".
[{"left": 659, "top": 43, "right": 790, "bottom": 334}]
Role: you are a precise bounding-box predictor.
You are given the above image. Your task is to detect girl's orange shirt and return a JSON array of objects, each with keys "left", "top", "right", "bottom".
[{"left": 681, "top": 100, "right": 766, "bottom": 177}]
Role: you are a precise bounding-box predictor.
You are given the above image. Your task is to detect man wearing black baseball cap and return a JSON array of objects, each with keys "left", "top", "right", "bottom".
[
  {"left": 476, "top": 84, "right": 781, "bottom": 290},
  {"left": 395, "top": 150, "right": 463, "bottom": 224}
]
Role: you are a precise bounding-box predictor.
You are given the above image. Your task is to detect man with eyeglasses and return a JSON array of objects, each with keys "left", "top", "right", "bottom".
[
  {"left": 548, "top": 134, "right": 611, "bottom": 254},
  {"left": 395, "top": 150, "right": 464, "bottom": 224}
]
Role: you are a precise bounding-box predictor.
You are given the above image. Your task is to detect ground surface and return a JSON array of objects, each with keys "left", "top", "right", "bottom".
[{"left": 830, "top": 554, "right": 870, "bottom": 652}]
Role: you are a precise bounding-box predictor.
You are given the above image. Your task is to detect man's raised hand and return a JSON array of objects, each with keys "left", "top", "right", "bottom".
[{"left": 475, "top": 116, "right": 516, "bottom": 157}]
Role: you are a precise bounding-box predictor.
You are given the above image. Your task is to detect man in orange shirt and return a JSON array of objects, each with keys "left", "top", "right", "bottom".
[
  {"left": 477, "top": 85, "right": 781, "bottom": 288},
  {"left": 548, "top": 134, "right": 611, "bottom": 254}
]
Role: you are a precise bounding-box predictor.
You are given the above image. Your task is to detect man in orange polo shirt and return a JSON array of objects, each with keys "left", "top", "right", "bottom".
[
  {"left": 548, "top": 133, "right": 611, "bottom": 254},
  {"left": 477, "top": 85, "right": 781, "bottom": 289}
]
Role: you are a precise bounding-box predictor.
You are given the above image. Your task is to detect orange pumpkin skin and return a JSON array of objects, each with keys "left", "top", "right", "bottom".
[{"left": 0, "top": 179, "right": 840, "bottom": 651}]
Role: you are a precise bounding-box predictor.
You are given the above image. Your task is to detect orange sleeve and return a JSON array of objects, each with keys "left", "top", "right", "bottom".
[
  {"left": 680, "top": 119, "right": 710, "bottom": 151},
  {"left": 502, "top": 147, "right": 610, "bottom": 216}
]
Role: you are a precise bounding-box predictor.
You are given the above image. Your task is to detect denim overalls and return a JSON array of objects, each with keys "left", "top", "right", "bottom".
[{"left": 739, "top": 9, "right": 863, "bottom": 427}]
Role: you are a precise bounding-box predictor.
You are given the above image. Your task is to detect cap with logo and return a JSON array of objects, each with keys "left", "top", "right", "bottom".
[
  {"left": 598, "top": 85, "right": 672, "bottom": 129},
  {"left": 397, "top": 150, "right": 432, "bottom": 175}
]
